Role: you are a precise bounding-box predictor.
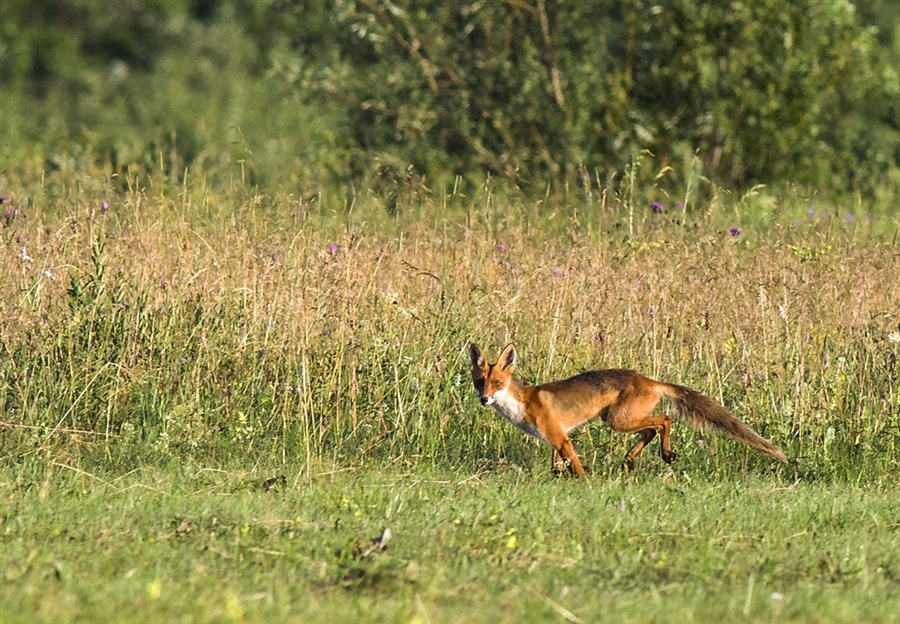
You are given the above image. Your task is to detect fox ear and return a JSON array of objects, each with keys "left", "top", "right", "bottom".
[
  {"left": 469, "top": 343, "right": 486, "bottom": 369},
  {"left": 497, "top": 344, "right": 517, "bottom": 372}
]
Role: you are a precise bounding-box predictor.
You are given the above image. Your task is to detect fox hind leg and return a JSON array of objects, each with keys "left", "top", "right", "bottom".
[
  {"left": 624, "top": 428, "right": 656, "bottom": 470},
  {"left": 621, "top": 415, "right": 676, "bottom": 470},
  {"left": 657, "top": 414, "right": 676, "bottom": 464}
]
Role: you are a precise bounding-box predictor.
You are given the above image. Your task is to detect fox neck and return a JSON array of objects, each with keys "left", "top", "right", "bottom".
[{"left": 487, "top": 381, "right": 545, "bottom": 443}]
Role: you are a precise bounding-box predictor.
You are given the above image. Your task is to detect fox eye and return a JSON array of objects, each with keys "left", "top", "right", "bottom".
[{"left": 492, "top": 380, "right": 502, "bottom": 389}]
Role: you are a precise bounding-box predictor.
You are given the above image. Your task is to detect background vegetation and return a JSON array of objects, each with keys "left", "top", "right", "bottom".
[
  {"left": 2, "top": 0, "right": 899, "bottom": 195},
  {"left": 2, "top": 1, "right": 900, "bottom": 622}
]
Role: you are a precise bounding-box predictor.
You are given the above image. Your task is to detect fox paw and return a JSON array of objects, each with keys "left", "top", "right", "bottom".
[
  {"left": 551, "top": 459, "right": 590, "bottom": 477},
  {"left": 661, "top": 450, "right": 677, "bottom": 464}
]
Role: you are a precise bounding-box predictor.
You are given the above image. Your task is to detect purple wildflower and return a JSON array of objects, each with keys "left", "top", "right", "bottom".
[
  {"left": 807, "top": 205, "right": 816, "bottom": 220},
  {"left": 729, "top": 227, "right": 742, "bottom": 236},
  {"left": 844, "top": 213, "right": 854, "bottom": 223},
  {"left": 328, "top": 244, "right": 339, "bottom": 254},
  {"left": 650, "top": 201, "right": 665, "bottom": 213},
  {"left": 101, "top": 201, "right": 110, "bottom": 212},
  {"left": 496, "top": 244, "right": 507, "bottom": 252},
  {"left": 0, "top": 200, "right": 16, "bottom": 225},
  {"left": 552, "top": 268, "right": 567, "bottom": 277}
]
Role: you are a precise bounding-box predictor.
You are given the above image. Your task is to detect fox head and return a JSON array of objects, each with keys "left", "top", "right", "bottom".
[{"left": 469, "top": 343, "right": 517, "bottom": 406}]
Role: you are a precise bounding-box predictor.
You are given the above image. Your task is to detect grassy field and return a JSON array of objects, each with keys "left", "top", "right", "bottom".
[
  {"left": 2, "top": 465, "right": 900, "bottom": 623},
  {"left": 2, "top": 176, "right": 900, "bottom": 622}
]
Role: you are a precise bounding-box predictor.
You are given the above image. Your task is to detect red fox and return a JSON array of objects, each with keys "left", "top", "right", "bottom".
[{"left": 469, "top": 343, "right": 786, "bottom": 475}]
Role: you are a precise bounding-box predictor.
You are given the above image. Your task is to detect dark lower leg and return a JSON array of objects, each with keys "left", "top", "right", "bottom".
[
  {"left": 624, "top": 428, "right": 657, "bottom": 470},
  {"left": 658, "top": 415, "right": 676, "bottom": 464}
]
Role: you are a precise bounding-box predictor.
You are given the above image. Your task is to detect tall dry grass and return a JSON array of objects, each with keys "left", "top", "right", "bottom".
[{"left": 1, "top": 183, "right": 898, "bottom": 480}]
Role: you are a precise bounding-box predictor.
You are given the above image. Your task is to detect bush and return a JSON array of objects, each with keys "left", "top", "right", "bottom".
[{"left": 1, "top": 0, "right": 898, "bottom": 196}]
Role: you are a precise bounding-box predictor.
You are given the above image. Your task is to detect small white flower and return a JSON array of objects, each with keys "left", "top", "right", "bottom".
[
  {"left": 18, "top": 247, "right": 34, "bottom": 262},
  {"left": 771, "top": 592, "right": 785, "bottom": 601},
  {"left": 888, "top": 331, "right": 900, "bottom": 344},
  {"left": 44, "top": 270, "right": 56, "bottom": 280}
]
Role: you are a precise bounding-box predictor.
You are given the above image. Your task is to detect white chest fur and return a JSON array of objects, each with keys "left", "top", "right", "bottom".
[{"left": 488, "top": 388, "right": 546, "bottom": 443}]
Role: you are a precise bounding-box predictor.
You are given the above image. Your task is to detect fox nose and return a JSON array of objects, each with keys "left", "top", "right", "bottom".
[{"left": 480, "top": 396, "right": 490, "bottom": 406}]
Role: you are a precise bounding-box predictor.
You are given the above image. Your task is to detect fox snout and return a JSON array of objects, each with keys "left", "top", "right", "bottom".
[{"left": 479, "top": 395, "right": 493, "bottom": 406}]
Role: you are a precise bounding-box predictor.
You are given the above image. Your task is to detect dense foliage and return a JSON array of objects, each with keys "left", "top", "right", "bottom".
[{"left": 2, "top": 0, "right": 898, "bottom": 196}]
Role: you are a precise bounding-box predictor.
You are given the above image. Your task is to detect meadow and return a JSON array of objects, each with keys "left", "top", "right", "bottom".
[{"left": 2, "top": 173, "right": 900, "bottom": 622}]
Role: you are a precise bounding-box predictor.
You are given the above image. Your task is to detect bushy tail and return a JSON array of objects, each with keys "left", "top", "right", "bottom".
[{"left": 659, "top": 383, "right": 787, "bottom": 462}]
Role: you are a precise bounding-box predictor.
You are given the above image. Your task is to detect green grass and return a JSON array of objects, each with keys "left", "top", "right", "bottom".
[
  {"left": 2, "top": 464, "right": 899, "bottom": 623},
  {"left": 1, "top": 176, "right": 900, "bottom": 621}
]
